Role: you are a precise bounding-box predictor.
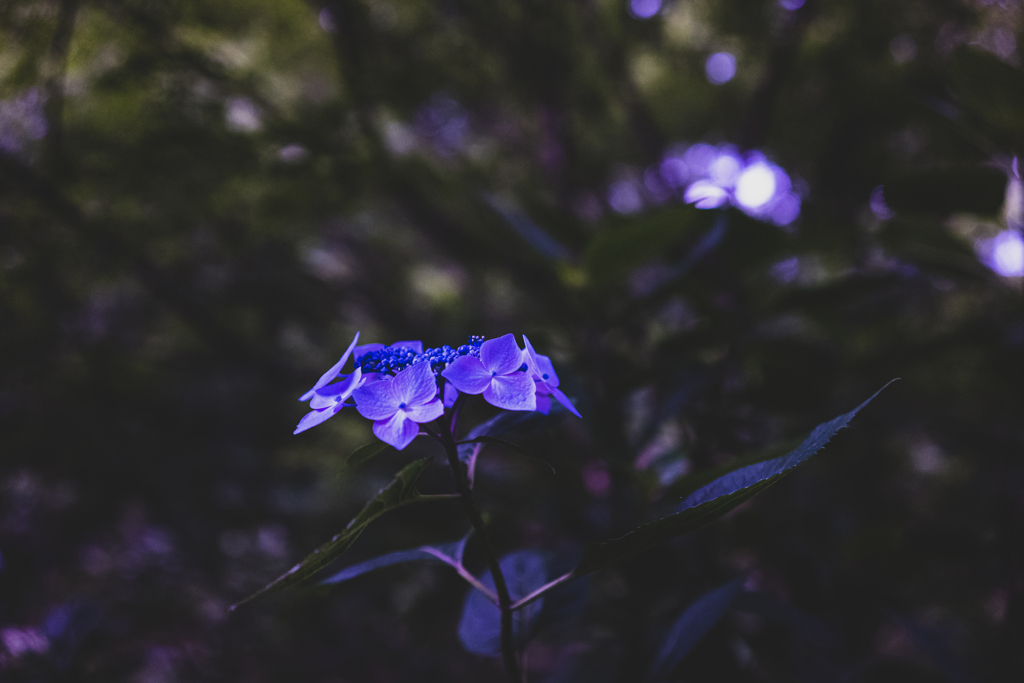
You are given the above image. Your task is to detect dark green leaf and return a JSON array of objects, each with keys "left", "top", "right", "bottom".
[
  {"left": 347, "top": 440, "right": 395, "bottom": 468},
  {"left": 660, "top": 436, "right": 801, "bottom": 504},
  {"left": 571, "top": 383, "right": 893, "bottom": 577},
  {"left": 647, "top": 579, "right": 744, "bottom": 682},
  {"left": 230, "top": 458, "right": 432, "bottom": 610}
]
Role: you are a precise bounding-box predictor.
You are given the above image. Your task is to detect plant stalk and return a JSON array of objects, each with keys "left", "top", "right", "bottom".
[{"left": 440, "top": 399, "right": 521, "bottom": 682}]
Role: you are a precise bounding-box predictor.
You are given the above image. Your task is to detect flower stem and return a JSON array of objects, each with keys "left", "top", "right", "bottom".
[{"left": 440, "top": 400, "right": 521, "bottom": 682}]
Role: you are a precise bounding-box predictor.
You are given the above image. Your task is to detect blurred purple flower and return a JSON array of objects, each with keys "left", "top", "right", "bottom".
[
  {"left": 680, "top": 145, "right": 801, "bottom": 225},
  {"left": 522, "top": 336, "right": 581, "bottom": 418},
  {"left": 353, "top": 361, "right": 444, "bottom": 450},
  {"left": 684, "top": 180, "right": 730, "bottom": 209},
  {"left": 442, "top": 334, "right": 536, "bottom": 411}
]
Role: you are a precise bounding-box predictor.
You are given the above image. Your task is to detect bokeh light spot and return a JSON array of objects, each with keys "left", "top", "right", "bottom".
[
  {"left": 708, "top": 151, "right": 742, "bottom": 188},
  {"left": 705, "top": 52, "right": 736, "bottom": 85},
  {"left": 318, "top": 8, "right": 337, "bottom": 33},
  {"left": 609, "top": 180, "right": 644, "bottom": 215},
  {"left": 225, "top": 98, "right": 261, "bottom": 133},
  {"left": 660, "top": 156, "right": 689, "bottom": 188},
  {"left": 890, "top": 34, "right": 917, "bottom": 64},
  {"left": 629, "top": 0, "right": 662, "bottom": 19},
  {"left": 986, "top": 230, "right": 1024, "bottom": 277},
  {"left": 736, "top": 163, "right": 777, "bottom": 209}
]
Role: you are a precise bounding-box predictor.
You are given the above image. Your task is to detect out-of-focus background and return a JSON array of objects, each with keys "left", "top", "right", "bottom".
[{"left": 1, "top": 0, "right": 1022, "bottom": 680}]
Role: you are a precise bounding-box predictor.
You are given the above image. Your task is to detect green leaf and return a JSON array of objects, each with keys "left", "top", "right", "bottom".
[
  {"left": 230, "top": 458, "right": 432, "bottom": 610},
  {"left": 570, "top": 383, "right": 893, "bottom": 577},
  {"left": 347, "top": 440, "right": 395, "bottom": 468},
  {"left": 660, "top": 436, "right": 801, "bottom": 504}
]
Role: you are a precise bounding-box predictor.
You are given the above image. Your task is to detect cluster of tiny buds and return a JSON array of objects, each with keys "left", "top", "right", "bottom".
[{"left": 356, "top": 335, "right": 485, "bottom": 376}]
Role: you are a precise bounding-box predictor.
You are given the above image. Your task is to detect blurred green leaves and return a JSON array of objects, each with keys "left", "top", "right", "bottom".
[{"left": 230, "top": 457, "right": 441, "bottom": 609}]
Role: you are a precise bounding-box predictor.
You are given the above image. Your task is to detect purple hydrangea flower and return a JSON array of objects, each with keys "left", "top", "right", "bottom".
[
  {"left": 352, "top": 360, "right": 445, "bottom": 450},
  {"left": 299, "top": 332, "right": 361, "bottom": 402},
  {"left": 522, "top": 336, "right": 582, "bottom": 418},
  {"left": 293, "top": 367, "right": 365, "bottom": 435},
  {"left": 443, "top": 382, "right": 459, "bottom": 408},
  {"left": 441, "top": 334, "right": 536, "bottom": 411},
  {"left": 354, "top": 340, "right": 424, "bottom": 359},
  {"left": 294, "top": 332, "right": 368, "bottom": 434}
]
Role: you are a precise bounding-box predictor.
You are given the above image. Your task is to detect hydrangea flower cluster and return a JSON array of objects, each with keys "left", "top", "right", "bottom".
[{"left": 294, "top": 333, "right": 581, "bottom": 450}]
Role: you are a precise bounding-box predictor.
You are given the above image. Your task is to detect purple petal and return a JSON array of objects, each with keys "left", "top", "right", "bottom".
[
  {"left": 309, "top": 367, "right": 364, "bottom": 409},
  {"left": 392, "top": 360, "right": 438, "bottom": 406},
  {"left": 373, "top": 412, "right": 420, "bottom": 450},
  {"left": 353, "top": 378, "right": 399, "bottom": 420},
  {"left": 684, "top": 180, "right": 729, "bottom": 209},
  {"left": 310, "top": 388, "right": 343, "bottom": 410},
  {"left": 441, "top": 356, "right": 492, "bottom": 394},
  {"left": 535, "top": 393, "right": 551, "bottom": 415},
  {"left": 293, "top": 403, "right": 345, "bottom": 435},
  {"left": 354, "top": 343, "right": 385, "bottom": 361},
  {"left": 299, "top": 332, "right": 360, "bottom": 401},
  {"left": 403, "top": 397, "right": 444, "bottom": 423},
  {"left": 479, "top": 333, "right": 524, "bottom": 375},
  {"left": 537, "top": 356, "right": 558, "bottom": 386},
  {"left": 521, "top": 334, "right": 543, "bottom": 376},
  {"left": 444, "top": 382, "right": 459, "bottom": 408},
  {"left": 483, "top": 373, "right": 537, "bottom": 411},
  {"left": 531, "top": 355, "right": 558, "bottom": 388},
  {"left": 522, "top": 336, "right": 560, "bottom": 387},
  {"left": 549, "top": 386, "right": 582, "bottom": 418},
  {"left": 390, "top": 340, "right": 423, "bottom": 354}
]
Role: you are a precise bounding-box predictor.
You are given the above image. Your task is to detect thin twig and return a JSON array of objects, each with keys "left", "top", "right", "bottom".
[{"left": 509, "top": 571, "right": 574, "bottom": 612}]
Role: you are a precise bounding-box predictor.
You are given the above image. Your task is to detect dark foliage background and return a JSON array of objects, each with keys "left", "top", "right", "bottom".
[{"left": 1, "top": 0, "right": 1022, "bottom": 681}]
